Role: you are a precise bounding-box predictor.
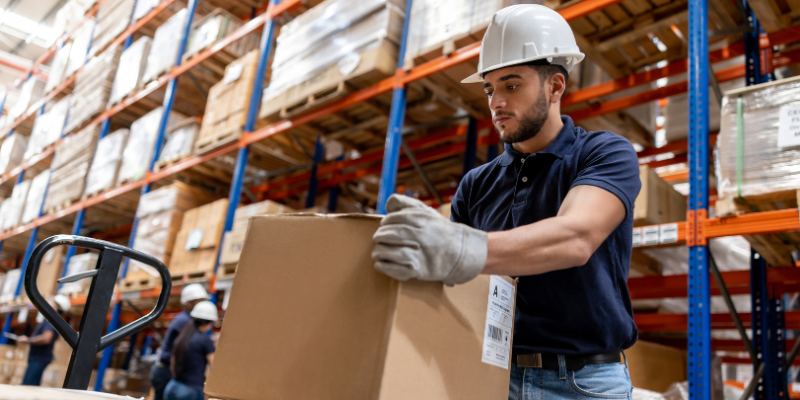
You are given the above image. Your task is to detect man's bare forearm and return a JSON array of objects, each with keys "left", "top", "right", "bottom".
[{"left": 483, "top": 215, "right": 597, "bottom": 276}]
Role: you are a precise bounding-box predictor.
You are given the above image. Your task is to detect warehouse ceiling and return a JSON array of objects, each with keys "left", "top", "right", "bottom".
[{"left": 0, "top": 0, "right": 65, "bottom": 87}]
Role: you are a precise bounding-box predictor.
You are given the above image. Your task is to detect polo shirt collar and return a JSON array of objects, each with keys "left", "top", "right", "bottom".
[{"left": 498, "top": 116, "right": 576, "bottom": 166}]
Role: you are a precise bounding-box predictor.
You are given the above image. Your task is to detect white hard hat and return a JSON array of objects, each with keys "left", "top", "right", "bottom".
[
  {"left": 462, "top": 4, "right": 585, "bottom": 83},
  {"left": 180, "top": 283, "right": 209, "bottom": 304},
  {"left": 54, "top": 294, "right": 71, "bottom": 314},
  {"left": 189, "top": 301, "right": 218, "bottom": 322}
]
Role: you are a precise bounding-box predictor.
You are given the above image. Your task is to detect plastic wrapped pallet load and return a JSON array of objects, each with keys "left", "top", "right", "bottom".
[
  {"left": 2, "top": 180, "right": 31, "bottom": 231},
  {"left": 0, "top": 269, "right": 20, "bottom": 303},
  {"left": 108, "top": 37, "right": 151, "bottom": 106},
  {"left": 65, "top": 45, "right": 122, "bottom": 134},
  {"left": 90, "top": 0, "right": 136, "bottom": 57},
  {"left": 259, "top": 0, "right": 404, "bottom": 120},
  {"left": 183, "top": 8, "right": 258, "bottom": 62},
  {"left": 157, "top": 118, "right": 199, "bottom": 167},
  {"left": 20, "top": 170, "right": 50, "bottom": 224},
  {"left": 124, "top": 182, "right": 214, "bottom": 289},
  {"left": 142, "top": 9, "right": 189, "bottom": 84},
  {"left": 0, "top": 134, "right": 28, "bottom": 175},
  {"left": 65, "top": 22, "right": 94, "bottom": 78},
  {"left": 117, "top": 107, "right": 186, "bottom": 185},
  {"left": 24, "top": 96, "right": 70, "bottom": 161},
  {"left": 7, "top": 77, "right": 45, "bottom": 122},
  {"left": 716, "top": 75, "right": 800, "bottom": 199},
  {"left": 84, "top": 128, "right": 129, "bottom": 196},
  {"left": 44, "top": 125, "right": 99, "bottom": 214},
  {"left": 58, "top": 252, "right": 98, "bottom": 296},
  {"left": 44, "top": 42, "right": 72, "bottom": 94},
  {"left": 168, "top": 198, "right": 229, "bottom": 277},
  {"left": 195, "top": 51, "right": 258, "bottom": 154}
]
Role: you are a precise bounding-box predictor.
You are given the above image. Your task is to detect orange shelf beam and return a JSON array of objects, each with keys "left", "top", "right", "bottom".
[{"left": 635, "top": 310, "right": 800, "bottom": 332}]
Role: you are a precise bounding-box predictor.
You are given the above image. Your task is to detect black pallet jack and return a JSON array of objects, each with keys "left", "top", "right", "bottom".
[{"left": 23, "top": 235, "right": 171, "bottom": 390}]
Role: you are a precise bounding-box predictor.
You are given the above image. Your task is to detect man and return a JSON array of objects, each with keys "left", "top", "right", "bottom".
[
  {"left": 18, "top": 294, "right": 71, "bottom": 386},
  {"left": 150, "top": 283, "right": 209, "bottom": 400},
  {"left": 372, "top": 5, "right": 640, "bottom": 400}
]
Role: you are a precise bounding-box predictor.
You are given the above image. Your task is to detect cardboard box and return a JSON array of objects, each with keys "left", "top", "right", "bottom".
[
  {"left": 21, "top": 246, "right": 66, "bottom": 303},
  {"left": 206, "top": 214, "right": 516, "bottom": 400},
  {"left": 41, "top": 363, "right": 68, "bottom": 388},
  {"left": 439, "top": 202, "right": 452, "bottom": 219},
  {"left": 626, "top": 340, "right": 687, "bottom": 392},
  {"left": 219, "top": 228, "right": 247, "bottom": 265},
  {"left": 169, "top": 199, "right": 229, "bottom": 275},
  {"left": 231, "top": 199, "right": 295, "bottom": 231},
  {"left": 633, "top": 166, "right": 687, "bottom": 227}
]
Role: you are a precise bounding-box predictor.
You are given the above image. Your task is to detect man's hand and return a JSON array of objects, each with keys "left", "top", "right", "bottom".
[
  {"left": 372, "top": 194, "right": 487, "bottom": 286},
  {"left": 16, "top": 336, "right": 29, "bottom": 343}
]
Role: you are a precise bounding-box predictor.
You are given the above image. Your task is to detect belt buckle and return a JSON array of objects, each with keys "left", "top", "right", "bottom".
[
  {"left": 531, "top": 353, "right": 542, "bottom": 368},
  {"left": 518, "top": 353, "right": 543, "bottom": 368}
]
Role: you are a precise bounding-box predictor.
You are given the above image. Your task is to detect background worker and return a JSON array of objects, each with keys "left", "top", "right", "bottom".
[
  {"left": 18, "top": 294, "right": 71, "bottom": 386},
  {"left": 164, "top": 300, "right": 217, "bottom": 400},
  {"left": 372, "top": 5, "right": 641, "bottom": 400},
  {"left": 150, "top": 283, "right": 209, "bottom": 400}
]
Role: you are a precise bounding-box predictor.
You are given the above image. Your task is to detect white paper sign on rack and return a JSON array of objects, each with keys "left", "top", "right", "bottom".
[
  {"left": 632, "top": 228, "right": 642, "bottom": 247},
  {"left": 642, "top": 226, "right": 660, "bottom": 246},
  {"left": 659, "top": 223, "right": 679, "bottom": 244}
]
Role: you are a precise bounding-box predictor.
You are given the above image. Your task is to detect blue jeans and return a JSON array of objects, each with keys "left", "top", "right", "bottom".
[
  {"left": 21, "top": 357, "right": 51, "bottom": 386},
  {"left": 150, "top": 363, "right": 172, "bottom": 400},
  {"left": 509, "top": 356, "right": 632, "bottom": 400},
  {"left": 164, "top": 379, "right": 204, "bottom": 400}
]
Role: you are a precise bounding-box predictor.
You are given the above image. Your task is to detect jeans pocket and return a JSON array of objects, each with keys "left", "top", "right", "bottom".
[{"left": 569, "top": 366, "right": 630, "bottom": 399}]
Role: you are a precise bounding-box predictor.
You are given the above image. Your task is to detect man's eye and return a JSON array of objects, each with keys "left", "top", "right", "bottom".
[
  {"left": 507, "top": 84, "right": 518, "bottom": 90},
  {"left": 485, "top": 91, "right": 493, "bottom": 98}
]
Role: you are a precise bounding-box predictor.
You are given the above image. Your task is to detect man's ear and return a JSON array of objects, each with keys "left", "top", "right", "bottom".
[{"left": 550, "top": 73, "right": 566, "bottom": 103}]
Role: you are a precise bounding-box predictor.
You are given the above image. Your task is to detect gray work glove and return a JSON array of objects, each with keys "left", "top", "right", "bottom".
[{"left": 372, "top": 194, "right": 488, "bottom": 286}]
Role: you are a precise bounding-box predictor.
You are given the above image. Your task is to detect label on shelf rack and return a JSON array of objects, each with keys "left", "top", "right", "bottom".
[
  {"left": 659, "top": 223, "right": 679, "bottom": 244},
  {"left": 482, "top": 276, "right": 515, "bottom": 369},
  {"left": 632, "top": 228, "right": 642, "bottom": 247},
  {"left": 642, "top": 226, "right": 660, "bottom": 246}
]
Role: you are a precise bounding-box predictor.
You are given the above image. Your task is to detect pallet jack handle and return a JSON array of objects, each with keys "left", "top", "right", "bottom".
[{"left": 24, "top": 235, "right": 171, "bottom": 390}]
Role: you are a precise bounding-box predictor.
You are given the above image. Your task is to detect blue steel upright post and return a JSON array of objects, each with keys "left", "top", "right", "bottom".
[
  {"left": 210, "top": 0, "right": 282, "bottom": 305},
  {"left": 305, "top": 135, "right": 323, "bottom": 209},
  {"left": 376, "top": 0, "right": 414, "bottom": 214},
  {"left": 95, "top": 0, "right": 200, "bottom": 390},
  {"left": 687, "top": 0, "right": 711, "bottom": 398}
]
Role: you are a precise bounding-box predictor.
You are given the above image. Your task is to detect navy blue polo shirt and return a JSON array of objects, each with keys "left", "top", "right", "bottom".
[
  {"left": 451, "top": 116, "right": 640, "bottom": 356},
  {"left": 159, "top": 309, "right": 192, "bottom": 364},
  {"left": 174, "top": 330, "right": 215, "bottom": 390},
  {"left": 28, "top": 319, "right": 57, "bottom": 362}
]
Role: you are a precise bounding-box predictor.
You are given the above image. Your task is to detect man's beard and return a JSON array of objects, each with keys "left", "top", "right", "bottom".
[{"left": 498, "top": 91, "right": 549, "bottom": 144}]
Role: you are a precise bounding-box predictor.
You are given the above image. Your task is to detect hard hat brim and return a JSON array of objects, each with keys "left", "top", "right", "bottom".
[{"left": 460, "top": 53, "right": 586, "bottom": 84}]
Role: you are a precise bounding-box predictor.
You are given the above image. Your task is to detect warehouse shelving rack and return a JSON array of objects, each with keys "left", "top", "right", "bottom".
[{"left": 0, "top": 0, "right": 795, "bottom": 396}]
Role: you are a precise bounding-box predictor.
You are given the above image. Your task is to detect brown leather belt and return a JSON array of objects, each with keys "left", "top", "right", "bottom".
[{"left": 516, "top": 350, "right": 621, "bottom": 371}]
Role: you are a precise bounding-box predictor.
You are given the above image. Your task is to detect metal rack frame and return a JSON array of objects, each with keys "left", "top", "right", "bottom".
[{"left": 0, "top": 0, "right": 796, "bottom": 396}]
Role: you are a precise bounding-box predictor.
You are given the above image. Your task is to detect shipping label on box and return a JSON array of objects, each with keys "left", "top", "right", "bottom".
[{"left": 482, "top": 275, "right": 515, "bottom": 369}]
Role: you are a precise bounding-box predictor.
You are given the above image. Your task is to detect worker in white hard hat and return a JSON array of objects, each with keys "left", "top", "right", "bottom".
[
  {"left": 372, "top": 5, "right": 640, "bottom": 399},
  {"left": 164, "top": 300, "right": 217, "bottom": 400},
  {"left": 19, "top": 294, "right": 71, "bottom": 386},
  {"left": 150, "top": 283, "right": 209, "bottom": 400}
]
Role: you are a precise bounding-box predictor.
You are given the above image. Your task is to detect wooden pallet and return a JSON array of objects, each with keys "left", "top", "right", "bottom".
[
  {"left": 403, "top": 24, "right": 487, "bottom": 71},
  {"left": 716, "top": 189, "right": 800, "bottom": 266},
  {"left": 170, "top": 269, "right": 214, "bottom": 285},
  {"left": 45, "top": 198, "right": 77, "bottom": 215},
  {"left": 120, "top": 276, "right": 161, "bottom": 292},
  {"left": 194, "top": 126, "right": 242, "bottom": 155},
  {"left": 216, "top": 263, "right": 236, "bottom": 281}
]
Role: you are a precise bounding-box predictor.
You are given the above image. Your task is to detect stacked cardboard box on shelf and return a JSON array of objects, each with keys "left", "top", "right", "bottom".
[
  {"left": 195, "top": 51, "right": 258, "bottom": 154},
  {"left": 8, "top": 77, "right": 46, "bottom": 122},
  {"left": 124, "top": 182, "right": 215, "bottom": 289},
  {"left": 117, "top": 107, "right": 186, "bottom": 185},
  {"left": 183, "top": 8, "right": 259, "bottom": 61},
  {"left": 44, "top": 42, "right": 72, "bottom": 94},
  {"left": 169, "top": 198, "right": 229, "bottom": 277},
  {"left": 260, "top": 0, "right": 404, "bottom": 120},
  {"left": 65, "top": 22, "right": 94, "bottom": 78},
  {"left": 0, "top": 134, "right": 27, "bottom": 174},
  {"left": 44, "top": 125, "right": 99, "bottom": 214},
  {"left": 21, "top": 246, "right": 66, "bottom": 304},
  {"left": 634, "top": 166, "right": 686, "bottom": 227},
  {"left": 24, "top": 96, "right": 70, "bottom": 161},
  {"left": 90, "top": 0, "right": 136, "bottom": 57},
  {"left": 142, "top": 9, "right": 190, "bottom": 84},
  {"left": 0, "top": 343, "right": 28, "bottom": 385},
  {"left": 20, "top": 170, "right": 51, "bottom": 224},
  {"left": 206, "top": 214, "right": 516, "bottom": 399},
  {"left": 2, "top": 180, "right": 31, "bottom": 231},
  {"left": 84, "top": 128, "right": 129, "bottom": 197},
  {"left": 58, "top": 252, "right": 98, "bottom": 297},
  {"left": 40, "top": 339, "right": 71, "bottom": 388},
  {"left": 108, "top": 37, "right": 151, "bottom": 105},
  {"left": 218, "top": 200, "right": 295, "bottom": 275},
  {"left": 157, "top": 118, "right": 199, "bottom": 168},
  {"left": 65, "top": 45, "right": 122, "bottom": 134}
]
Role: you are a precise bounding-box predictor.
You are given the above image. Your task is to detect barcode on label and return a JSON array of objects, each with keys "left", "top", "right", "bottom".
[{"left": 487, "top": 324, "right": 503, "bottom": 342}]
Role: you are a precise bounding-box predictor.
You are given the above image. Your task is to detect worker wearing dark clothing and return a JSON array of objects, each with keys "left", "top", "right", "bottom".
[
  {"left": 19, "top": 294, "right": 72, "bottom": 386},
  {"left": 151, "top": 284, "right": 208, "bottom": 400},
  {"left": 164, "top": 301, "right": 217, "bottom": 400}
]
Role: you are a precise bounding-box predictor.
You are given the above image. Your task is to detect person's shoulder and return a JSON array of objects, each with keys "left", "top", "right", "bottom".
[
  {"left": 465, "top": 155, "right": 503, "bottom": 182},
  {"left": 572, "top": 126, "right": 636, "bottom": 157}
]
